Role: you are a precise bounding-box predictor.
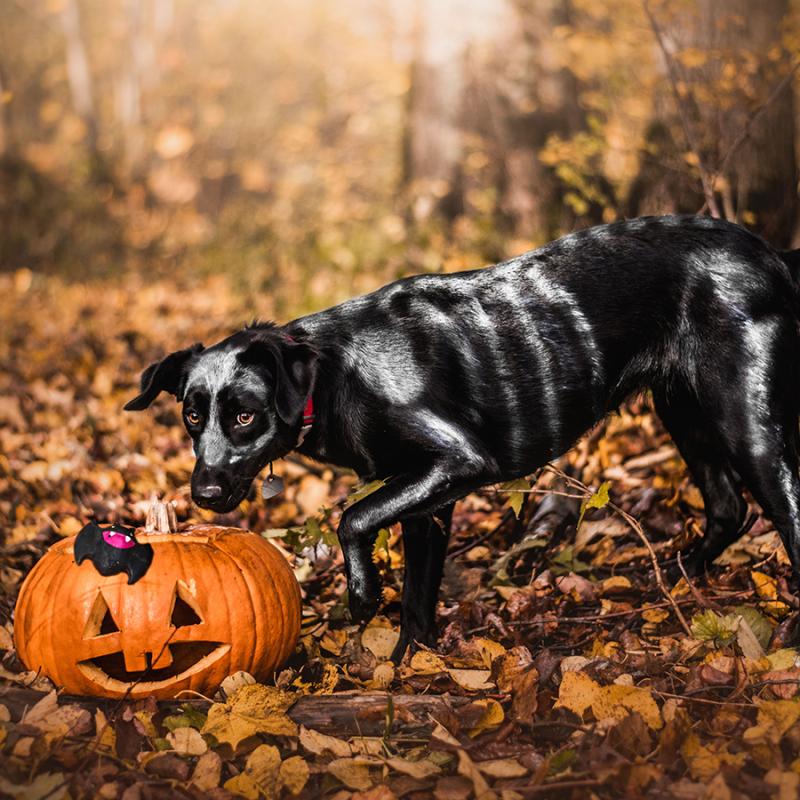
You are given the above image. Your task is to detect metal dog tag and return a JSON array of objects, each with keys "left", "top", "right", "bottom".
[{"left": 261, "top": 473, "right": 285, "bottom": 499}]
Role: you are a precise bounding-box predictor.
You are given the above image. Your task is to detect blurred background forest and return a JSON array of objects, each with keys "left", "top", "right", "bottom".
[{"left": 1, "top": 0, "right": 799, "bottom": 316}]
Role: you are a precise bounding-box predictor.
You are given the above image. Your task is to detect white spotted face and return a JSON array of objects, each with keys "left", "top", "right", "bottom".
[{"left": 182, "top": 346, "right": 281, "bottom": 511}]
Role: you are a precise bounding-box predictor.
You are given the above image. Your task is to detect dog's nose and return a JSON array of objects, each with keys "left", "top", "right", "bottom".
[{"left": 194, "top": 483, "right": 223, "bottom": 502}]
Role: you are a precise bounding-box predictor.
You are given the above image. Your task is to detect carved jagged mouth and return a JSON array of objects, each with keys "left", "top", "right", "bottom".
[{"left": 77, "top": 642, "right": 231, "bottom": 690}]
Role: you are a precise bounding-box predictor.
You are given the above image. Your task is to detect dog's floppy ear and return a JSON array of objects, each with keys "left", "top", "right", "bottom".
[
  {"left": 124, "top": 343, "right": 204, "bottom": 411},
  {"left": 239, "top": 331, "right": 318, "bottom": 425}
]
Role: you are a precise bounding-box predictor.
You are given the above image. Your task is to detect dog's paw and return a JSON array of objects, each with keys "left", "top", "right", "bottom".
[
  {"left": 390, "top": 626, "right": 437, "bottom": 665},
  {"left": 348, "top": 586, "right": 381, "bottom": 625}
]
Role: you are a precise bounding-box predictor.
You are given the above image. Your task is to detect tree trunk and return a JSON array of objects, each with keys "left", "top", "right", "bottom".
[
  {"left": 60, "top": 0, "right": 98, "bottom": 154},
  {"left": 629, "top": 0, "right": 798, "bottom": 246}
]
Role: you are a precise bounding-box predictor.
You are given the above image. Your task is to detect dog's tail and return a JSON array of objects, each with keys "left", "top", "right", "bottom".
[{"left": 781, "top": 249, "right": 800, "bottom": 283}]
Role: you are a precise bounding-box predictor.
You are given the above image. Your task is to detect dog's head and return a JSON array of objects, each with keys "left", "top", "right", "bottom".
[{"left": 124, "top": 324, "right": 317, "bottom": 513}]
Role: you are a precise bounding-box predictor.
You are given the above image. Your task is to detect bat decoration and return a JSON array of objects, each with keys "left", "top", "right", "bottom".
[{"left": 74, "top": 522, "right": 154, "bottom": 585}]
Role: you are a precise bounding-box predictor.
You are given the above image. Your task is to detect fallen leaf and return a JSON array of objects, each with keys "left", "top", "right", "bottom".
[
  {"left": 456, "top": 749, "right": 497, "bottom": 800},
  {"left": 0, "top": 772, "right": 67, "bottom": 800},
  {"left": 409, "top": 651, "right": 446, "bottom": 674},
  {"left": 299, "top": 725, "right": 352, "bottom": 757},
  {"left": 556, "top": 671, "right": 662, "bottom": 730},
  {"left": 328, "top": 757, "right": 379, "bottom": 791},
  {"left": 167, "top": 726, "right": 207, "bottom": 756},
  {"left": 191, "top": 751, "right": 222, "bottom": 792},
  {"left": 362, "top": 619, "right": 400, "bottom": 660},
  {"left": 224, "top": 744, "right": 281, "bottom": 800},
  {"left": 476, "top": 758, "right": 528, "bottom": 778},
  {"left": 221, "top": 671, "right": 257, "bottom": 697},
  {"left": 202, "top": 684, "right": 297, "bottom": 749},
  {"left": 386, "top": 756, "right": 441, "bottom": 779},
  {"left": 279, "top": 756, "right": 310, "bottom": 795},
  {"left": 448, "top": 668, "right": 494, "bottom": 691}
]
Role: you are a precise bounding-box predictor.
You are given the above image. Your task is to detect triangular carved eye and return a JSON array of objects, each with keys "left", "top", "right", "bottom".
[
  {"left": 171, "top": 582, "right": 202, "bottom": 627},
  {"left": 84, "top": 592, "right": 120, "bottom": 638}
]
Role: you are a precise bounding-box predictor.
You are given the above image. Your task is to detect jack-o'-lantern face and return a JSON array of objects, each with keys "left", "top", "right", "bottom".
[
  {"left": 13, "top": 525, "right": 302, "bottom": 700},
  {"left": 76, "top": 581, "right": 231, "bottom": 693}
]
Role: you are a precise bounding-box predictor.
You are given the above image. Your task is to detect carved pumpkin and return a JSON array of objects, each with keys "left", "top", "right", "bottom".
[{"left": 14, "top": 511, "right": 301, "bottom": 700}]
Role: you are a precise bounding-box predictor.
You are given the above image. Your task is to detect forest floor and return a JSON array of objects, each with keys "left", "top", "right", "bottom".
[{"left": 2, "top": 269, "right": 800, "bottom": 800}]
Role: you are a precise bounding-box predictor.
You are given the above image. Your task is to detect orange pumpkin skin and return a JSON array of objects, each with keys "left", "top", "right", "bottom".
[{"left": 14, "top": 525, "right": 301, "bottom": 699}]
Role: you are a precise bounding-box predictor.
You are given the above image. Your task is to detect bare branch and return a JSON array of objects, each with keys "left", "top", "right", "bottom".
[{"left": 642, "top": 0, "right": 721, "bottom": 218}]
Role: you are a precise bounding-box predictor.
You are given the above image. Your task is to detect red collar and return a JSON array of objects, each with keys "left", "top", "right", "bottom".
[{"left": 297, "top": 394, "right": 314, "bottom": 446}]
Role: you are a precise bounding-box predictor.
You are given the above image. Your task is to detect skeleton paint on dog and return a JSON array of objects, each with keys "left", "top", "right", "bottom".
[{"left": 127, "top": 215, "right": 800, "bottom": 662}]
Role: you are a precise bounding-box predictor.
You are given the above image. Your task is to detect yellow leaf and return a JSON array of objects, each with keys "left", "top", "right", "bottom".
[
  {"left": 556, "top": 671, "right": 662, "bottom": 730},
  {"left": 409, "top": 651, "right": 446, "bottom": 674},
  {"left": 681, "top": 732, "right": 745, "bottom": 781},
  {"left": 502, "top": 478, "right": 530, "bottom": 518},
  {"left": 224, "top": 774, "right": 259, "bottom": 800},
  {"left": 468, "top": 698, "right": 504, "bottom": 737},
  {"left": 362, "top": 618, "right": 400, "bottom": 660},
  {"left": 93, "top": 709, "right": 115, "bottom": 752},
  {"left": 642, "top": 608, "right": 669, "bottom": 624},
  {"left": 385, "top": 756, "right": 441, "bottom": 779},
  {"left": 477, "top": 758, "right": 528, "bottom": 778},
  {"left": 457, "top": 749, "right": 498, "bottom": 800},
  {"left": 299, "top": 726, "right": 352, "bottom": 757},
  {"left": 224, "top": 745, "right": 281, "bottom": 800},
  {"left": 327, "top": 757, "right": 378, "bottom": 790},
  {"left": 744, "top": 700, "right": 800, "bottom": 745},
  {"left": 279, "top": 756, "right": 309, "bottom": 796},
  {"left": 752, "top": 571, "right": 778, "bottom": 600},
  {"left": 600, "top": 575, "right": 631, "bottom": 595},
  {"left": 320, "top": 628, "right": 348, "bottom": 656},
  {"left": 221, "top": 671, "right": 256, "bottom": 696},
  {"left": 448, "top": 668, "right": 494, "bottom": 691},
  {"left": 202, "top": 684, "right": 297, "bottom": 750},
  {"left": 167, "top": 727, "right": 207, "bottom": 756},
  {"left": 192, "top": 752, "right": 222, "bottom": 792}
]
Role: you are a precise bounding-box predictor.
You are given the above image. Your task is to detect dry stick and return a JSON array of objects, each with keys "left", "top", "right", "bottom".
[
  {"left": 676, "top": 551, "right": 715, "bottom": 610},
  {"left": 706, "top": 60, "right": 800, "bottom": 206},
  {"left": 641, "top": 0, "right": 721, "bottom": 217},
  {"left": 546, "top": 464, "right": 693, "bottom": 636}
]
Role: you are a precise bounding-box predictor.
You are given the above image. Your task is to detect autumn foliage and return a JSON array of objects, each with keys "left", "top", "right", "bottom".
[{"left": 3, "top": 0, "right": 800, "bottom": 797}]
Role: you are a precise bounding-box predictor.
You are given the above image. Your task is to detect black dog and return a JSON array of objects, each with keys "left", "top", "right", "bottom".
[{"left": 126, "top": 215, "right": 800, "bottom": 661}]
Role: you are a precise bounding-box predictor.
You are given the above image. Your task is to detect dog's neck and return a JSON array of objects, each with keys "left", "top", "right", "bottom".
[{"left": 285, "top": 323, "right": 376, "bottom": 477}]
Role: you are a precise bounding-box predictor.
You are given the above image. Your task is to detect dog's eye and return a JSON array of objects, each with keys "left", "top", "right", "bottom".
[
  {"left": 185, "top": 411, "right": 202, "bottom": 426},
  {"left": 237, "top": 411, "right": 255, "bottom": 426}
]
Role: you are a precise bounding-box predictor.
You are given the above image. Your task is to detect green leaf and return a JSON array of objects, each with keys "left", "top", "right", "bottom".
[
  {"left": 577, "top": 481, "right": 611, "bottom": 529},
  {"left": 345, "top": 479, "right": 385, "bottom": 508},
  {"left": 373, "top": 528, "right": 391, "bottom": 558},
  {"left": 547, "top": 748, "right": 577, "bottom": 776},
  {"left": 690, "top": 610, "right": 737, "bottom": 647},
  {"left": 732, "top": 606, "right": 773, "bottom": 651},
  {"left": 163, "top": 706, "right": 208, "bottom": 732},
  {"left": 501, "top": 478, "right": 531, "bottom": 518},
  {"left": 550, "top": 545, "right": 591, "bottom": 575}
]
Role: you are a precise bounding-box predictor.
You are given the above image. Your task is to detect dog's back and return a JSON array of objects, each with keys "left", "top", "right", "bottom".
[{"left": 292, "top": 215, "right": 797, "bottom": 476}]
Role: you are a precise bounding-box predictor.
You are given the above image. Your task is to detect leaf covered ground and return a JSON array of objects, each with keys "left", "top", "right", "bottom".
[{"left": 2, "top": 269, "right": 800, "bottom": 799}]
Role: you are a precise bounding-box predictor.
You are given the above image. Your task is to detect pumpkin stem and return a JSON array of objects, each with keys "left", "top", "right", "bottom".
[{"left": 144, "top": 496, "right": 178, "bottom": 534}]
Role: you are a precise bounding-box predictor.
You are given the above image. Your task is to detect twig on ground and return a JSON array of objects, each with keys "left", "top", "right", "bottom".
[{"left": 546, "top": 464, "right": 693, "bottom": 636}]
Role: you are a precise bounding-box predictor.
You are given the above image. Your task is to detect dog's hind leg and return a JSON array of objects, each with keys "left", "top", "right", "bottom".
[
  {"left": 391, "top": 504, "right": 454, "bottom": 664},
  {"left": 653, "top": 388, "right": 748, "bottom": 576},
  {"left": 685, "top": 316, "right": 800, "bottom": 570}
]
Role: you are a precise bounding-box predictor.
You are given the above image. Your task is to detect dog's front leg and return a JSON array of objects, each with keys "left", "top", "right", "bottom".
[{"left": 338, "top": 459, "right": 489, "bottom": 626}]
